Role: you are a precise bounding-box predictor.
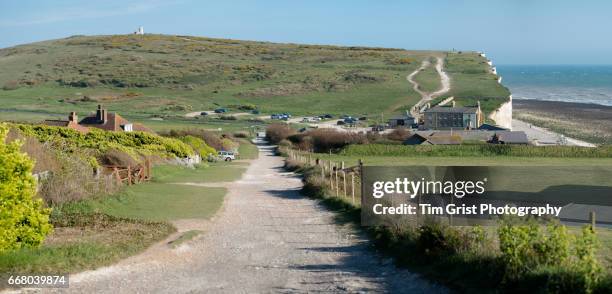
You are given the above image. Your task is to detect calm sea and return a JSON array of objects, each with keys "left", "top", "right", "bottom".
[{"left": 496, "top": 65, "right": 612, "bottom": 106}]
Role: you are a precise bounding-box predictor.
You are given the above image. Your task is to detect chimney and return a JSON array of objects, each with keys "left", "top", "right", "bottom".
[
  {"left": 427, "top": 102, "right": 431, "bottom": 109},
  {"left": 96, "top": 105, "right": 102, "bottom": 122},
  {"left": 477, "top": 100, "right": 481, "bottom": 111},
  {"left": 452, "top": 101, "right": 456, "bottom": 108},
  {"left": 69, "top": 112, "right": 78, "bottom": 123},
  {"left": 96, "top": 105, "right": 108, "bottom": 123}
]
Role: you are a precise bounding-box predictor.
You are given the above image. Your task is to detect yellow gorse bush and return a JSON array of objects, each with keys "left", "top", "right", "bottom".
[{"left": 0, "top": 123, "right": 53, "bottom": 252}]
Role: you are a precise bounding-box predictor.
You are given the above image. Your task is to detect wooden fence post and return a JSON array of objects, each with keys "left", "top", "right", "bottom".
[
  {"left": 351, "top": 173, "right": 355, "bottom": 204},
  {"left": 127, "top": 165, "right": 132, "bottom": 185},
  {"left": 335, "top": 168, "right": 339, "bottom": 197},
  {"left": 329, "top": 165, "right": 334, "bottom": 189},
  {"left": 321, "top": 164, "right": 325, "bottom": 182},
  {"left": 114, "top": 167, "right": 122, "bottom": 186},
  {"left": 342, "top": 170, "right": 346, "bottom": 198},
  {"left": 590, "top": 211, "right": 596, "bottom": 229},
  {"left": 358, "top": 159, "right": 364, "bottom": 205}
]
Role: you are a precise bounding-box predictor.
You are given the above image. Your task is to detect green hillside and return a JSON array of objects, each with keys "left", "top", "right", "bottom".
[{"left": 0, "top": 34, "right": 509, "bottom": 126}]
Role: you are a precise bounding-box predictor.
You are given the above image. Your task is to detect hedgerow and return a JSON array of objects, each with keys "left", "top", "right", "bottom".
[
  {"left": 340, "top": 144, "right": 612, "bottom": 158},
  {"left": 0, "top": 123, "right": 53, "bottom": 252},
  {"left": 180, "top": 135, "right": 216, "bottom": 157},
  {"left": 15, "top": 124, "right": 194, "bottom": 158}
]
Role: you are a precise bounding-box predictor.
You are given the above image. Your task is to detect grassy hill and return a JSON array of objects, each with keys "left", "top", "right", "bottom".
[{"left": 0, "top": 34, "right": 509, "bottom": 127}]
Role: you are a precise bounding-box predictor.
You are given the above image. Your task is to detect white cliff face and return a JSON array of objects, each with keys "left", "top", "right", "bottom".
[{"left": 488, "top": 95, "right": 513, "bottom": 129}]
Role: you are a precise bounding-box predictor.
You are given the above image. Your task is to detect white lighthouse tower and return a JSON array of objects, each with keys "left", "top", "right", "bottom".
[{"left": 134, "top": 26, "right": 144, "bottom": 35}]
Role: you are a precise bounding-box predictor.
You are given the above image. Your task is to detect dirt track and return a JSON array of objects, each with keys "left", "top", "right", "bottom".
[{"left": 33, "top": 139, "right": 446, "bottom": 293}]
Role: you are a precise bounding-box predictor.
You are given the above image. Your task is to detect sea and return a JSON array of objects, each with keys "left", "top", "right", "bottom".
[{"left": 496, "top": 65, "right": 612, "bottom": 107}]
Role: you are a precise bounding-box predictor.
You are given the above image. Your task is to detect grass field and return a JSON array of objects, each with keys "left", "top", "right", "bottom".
[
  {"left": 413, "top": 58, "right": 442, "bottom": 93},
  {"left": 0, "top": 34, "right": 509, "bottom": 126}
]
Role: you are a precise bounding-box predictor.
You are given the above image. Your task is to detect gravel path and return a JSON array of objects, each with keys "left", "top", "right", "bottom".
[
  {"left": 408, "top": 57, "right": 451, "bottom": 118},
  {"left": 30, "top": 139, "right": 446, "bottom": 293}
]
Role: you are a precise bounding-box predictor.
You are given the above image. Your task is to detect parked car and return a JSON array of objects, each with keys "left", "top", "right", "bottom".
[
  {"left": 371, "top": 125, "right": 385, "bottom": 132},
  {"left": 302, "top": 117, "right": 311, "bottom": 122},
  {"left": 343, "top": 118, "right": 356, "bottom": 124},
  {"left": 358, "top": 116, "right": 367, "bottom": 121},
  {"left": 310, "top": 117, "right": 321, "bottom": 122},
  {"left": 251, "top": 109, "right": 260, "bottom": 114},
  {"left": 200, "top": 111, "right": 208, "bottom": 116},
  {"left": 322, "top": 114, "right": 333, "bottom": 119},
  {"left": 270, "top": 114, "right": 280, "bottom": 119},
  {"left": 218, "top": 151, "right": 236, "bottom": 161},
  {"left": 214, "top": 108, "right": 228, "bottom": 113},
  {"left": 336, "top": 120, "right": 346, "bottom": 125}
]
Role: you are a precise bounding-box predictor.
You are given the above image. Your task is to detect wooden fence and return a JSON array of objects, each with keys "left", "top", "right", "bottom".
[
  {"left": 102, "top": 158, "right": 152, "bottom": 187},
  {"left": 285, "top": 149, "right": 363, "bottom": 205}
]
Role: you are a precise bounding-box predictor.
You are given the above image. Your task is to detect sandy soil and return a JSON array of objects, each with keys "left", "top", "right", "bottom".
[{"left": 27, "top": 139, "right": 445, "bottom": 294}]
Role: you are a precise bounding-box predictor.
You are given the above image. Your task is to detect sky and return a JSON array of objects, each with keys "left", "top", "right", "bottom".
[{"left": 1, "top": 0, "right": 611, "bottom": 65}]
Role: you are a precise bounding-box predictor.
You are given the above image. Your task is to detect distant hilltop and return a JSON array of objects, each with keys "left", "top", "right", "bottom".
[{"left": 0, "top": 34, "right": 510, "bottom": 125}]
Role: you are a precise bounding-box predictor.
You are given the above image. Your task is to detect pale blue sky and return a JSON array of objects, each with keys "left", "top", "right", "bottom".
[{"left": 1, "top": 0, "right": 610, "bottom": 64}]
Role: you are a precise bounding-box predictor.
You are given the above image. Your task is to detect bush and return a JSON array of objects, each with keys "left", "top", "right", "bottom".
[
  {"left": 16, "top": 124, "right": 194, "bottom": 158},
  {"left": 386, "top": 128, "right": 411, "bottom": 141},
  {"left": 266, "top": 123, "right": 295, "bottom": 144},
  {"left": 2, "top": 80, "right": 20, "bottom": 91},
  {"left": 233, "top": 131, "right": 249, "bottom": 138},
  {"left": 0, "top": 124, "right": 53, "bottom": 252},
  {"left": 180, "top": 135, "right": 216, "bottom": 157},
  {"left": 574, "top": 225, "right": 602, "bottom": 292},
  {"left": 306, "top": 128, "right": 368, "bottom": 152},
  {"left": 340, "top": 144, "right": 612, "bottom": 158},
  {"left": 99, "top": 148, "right": 139, "bottom": 167}
]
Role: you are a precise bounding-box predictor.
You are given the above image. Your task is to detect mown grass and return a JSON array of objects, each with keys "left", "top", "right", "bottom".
[
  {"left": 153, "top": 162, "right": 247, "bottom": 184},
  {"left": 237, "top": 138, "right": 259, "bottom": 160},
  {"left": 91, "top": 183, "right": 226, "bottom": 221}
]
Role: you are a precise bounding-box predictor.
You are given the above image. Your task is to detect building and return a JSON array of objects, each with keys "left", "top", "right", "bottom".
[
  {"left": 134, "top": 26, "right": 144, "bottom": 35},
  {"left": 423, "top": 102, "right": 484, "bottom": 130},
  {"left": 45, "top": 105, "right": 152, "bottom": 133},
  {"left": 44, "top": 112, "right": 90, "bottom": 133},
  {"left": 404, "top": 130, "right": 528, "bottom": 145},
  {"left": 388, "top": 112, "right": 416, "bottom": 128}
]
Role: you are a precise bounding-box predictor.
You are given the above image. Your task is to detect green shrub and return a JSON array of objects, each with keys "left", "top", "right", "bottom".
[
  {"left": 0, "top": 124, "right": 53, "bottom": 252},
  {"left": 180, "top": 135, "right": 216, "bottom": 157},
  {"left": 575, "top": 225, "right": 602, "bottom": 292},
  {"left": 15, "top": 124, "right": 194, "bottom": 158}
]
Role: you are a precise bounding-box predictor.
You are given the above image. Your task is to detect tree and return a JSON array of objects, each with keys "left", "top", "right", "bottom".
[{"left": 0, "top": 124, "right": 52, "bottom": 252}]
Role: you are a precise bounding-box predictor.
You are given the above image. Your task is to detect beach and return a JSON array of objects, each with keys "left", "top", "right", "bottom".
[{"left": 513, "top": 99, "right": 612, "bottom": 145}]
